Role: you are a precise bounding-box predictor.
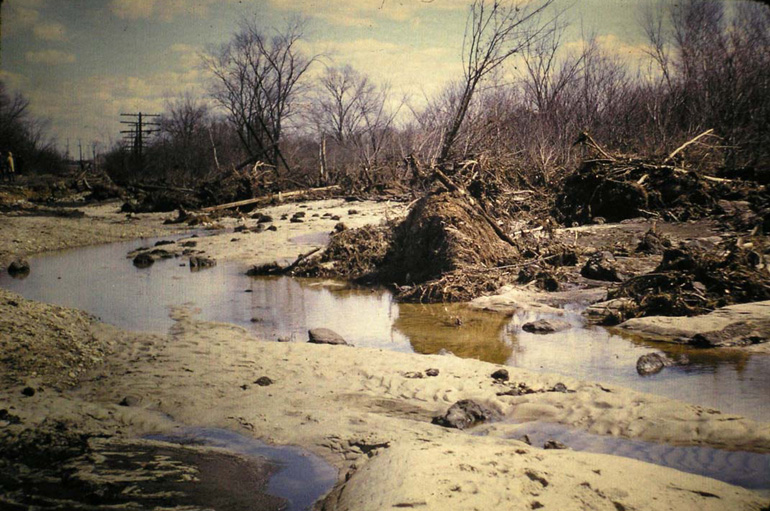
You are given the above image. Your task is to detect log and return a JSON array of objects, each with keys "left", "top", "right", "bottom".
[
  {"left": 664, "top": 129, "right": 715, "bottom": 163},
  {"left": 200, "top": 185, "right": 340, "bottom": 213}
]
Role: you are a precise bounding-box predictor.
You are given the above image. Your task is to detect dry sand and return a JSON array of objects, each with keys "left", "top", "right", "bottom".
[{"left": 1, "top": 198, "right": 769, "bottom": 510}]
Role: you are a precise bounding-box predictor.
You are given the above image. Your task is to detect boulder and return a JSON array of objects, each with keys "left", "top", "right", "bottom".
[
  {"left": 431, "top": 399, "right": 495, "bottom": 430},
  {"left": 132, "top": 253, "right": 154, "bottom": 268},
  {"left": 491, "top": 368, "right": 509, "bottom": 382},
  {"left": 636, "top": 353, "right": 669, "bottom": 376},
  {"left": 522, "top": 319, "right": 571, "bottom": 334},
  {"left": 7, "top": 259, "right": 30, "bottom": 276},
  {"left": 308, "top": 328, "right": 348, "bottom": 345}
]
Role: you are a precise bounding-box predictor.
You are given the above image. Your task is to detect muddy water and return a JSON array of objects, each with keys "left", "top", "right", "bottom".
[
  {"left": 148, "top": 428, "right": 337, "bottom": 511},
  {"left": 1, "top": 236, "right": 769, "bottom": 424}
]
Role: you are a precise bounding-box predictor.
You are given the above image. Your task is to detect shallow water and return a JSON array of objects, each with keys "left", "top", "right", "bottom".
[
  {"left": 501, "top": 422, "right": 770, "bottom": 495},
  {"left": 1, "top": 235, "right": 769, "bottom": 422},
  {"left": 148, "top": 427, "right": 337, "bottom": 511}
]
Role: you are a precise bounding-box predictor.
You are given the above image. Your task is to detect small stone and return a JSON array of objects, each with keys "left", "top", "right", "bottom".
[
  {"left": 403, "top": 371, "right": 424, "bottom": 379},
  {"left": 181, "top": 241, "right": 197, "bottom": 247},
  {"left": 437, "top": 348, "right": 455, "bottom": 356},
  {"left": 308, "top": 328, "right": 348, "bottom": 345},
  {"left": 255, "top": 376, "right": 274, "bottom": 386},
  {"left": 267, "top": 225, "right": 278, "bottom": 231},
  {"left": 491, "top": 369, "right": 509, "bottom": 382},
  {"left": 636, "top": 353, "right": 667, "bottom": 376},
  {"left": 189, "top": 256, "right": 216, "bottom": 270},
  {"left": 333, "top": 222, "right": 347, "bottom": 233},
  {"left": 132, "top": 253, "right": 154, "bottom": 268},
  {"left": 8, "top": 259, "right": 30, "bottom": 276},
  {"left": 331, "top": 215, "right": 341, "bottom": 221},
  {"left": 240, "top": 384, "right": 249, "bottom": 390},
  {"left": 425, "top": 368, "right": 440, "bottom": 377},
  {"left": 522, "top": 319, "right": 571, "bottom": 334},
  {"left": 544, "top": 440, "right": 568, "bottom": 450},
  {"left": 21, "top": 387, "right": 35, "bottom": 397},
  {"left": 519, "top": 434, "right": 532, "bottom": 445},
  {"left": 348, "top": 209, "right": 359, "bottom": 215},
  {"left": 551, "top": 383, "right": 568, "bottom": 393},
  {"left": 154, "top": 240, "right": 175, "bottom": 246},
  {"left": 432, "top": 399, "right": 495, "bottom": 430},
  {"left": 290, "top": 217, "right": 304, "bottom": 223},
  {"left": 119, "top": 396, "right": 140, "bottom": 407}
]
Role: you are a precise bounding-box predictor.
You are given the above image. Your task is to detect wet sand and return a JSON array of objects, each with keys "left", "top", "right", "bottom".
[{"left": 1, "top": 198, "right": 769, "bottom": 510}]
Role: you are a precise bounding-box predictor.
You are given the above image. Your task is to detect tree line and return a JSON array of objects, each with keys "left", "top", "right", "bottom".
[{"left": 6, "top": 0, "right": 769, "bottom": 192}]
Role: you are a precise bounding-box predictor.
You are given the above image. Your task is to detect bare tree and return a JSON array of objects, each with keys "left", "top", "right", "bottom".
[
  {"left": 436, "top": 0, "right": 555, "bottom": 166},
  {"left": 204, "top": 17, "right": 315, "bottom": 182}
]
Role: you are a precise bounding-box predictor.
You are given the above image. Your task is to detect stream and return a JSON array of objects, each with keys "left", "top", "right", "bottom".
[{"left": 1, "top": 234, "right": 769, "bottom": 497}]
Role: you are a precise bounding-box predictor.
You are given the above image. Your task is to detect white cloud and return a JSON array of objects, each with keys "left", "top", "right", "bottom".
[
  {"left": 268, "top": 0, "right": 471, "bottom": 26},
  {"left": 109, "top": 0, "right": 240, "bottom": 22},
  {"left": 309, "top": 37, "right": 460, "bottom": 100},
  {"left": 33, "top": 21, "right": 68, "bottom": 41},
  {"left": 25, "top": 50, "right": 77, "bottom": 65}
]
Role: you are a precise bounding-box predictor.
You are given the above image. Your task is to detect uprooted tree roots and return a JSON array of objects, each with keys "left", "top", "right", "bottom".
[
  {"left": 248, "top": 189, "right": 581, "bottom": 302},
  {"left": 607, "top": 239, "right": 770, "bottom": 320}
]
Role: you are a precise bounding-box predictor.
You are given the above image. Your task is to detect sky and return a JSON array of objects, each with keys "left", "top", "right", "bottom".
[{"left": 0, "top": 0, "right": 658, "bottom": 153}]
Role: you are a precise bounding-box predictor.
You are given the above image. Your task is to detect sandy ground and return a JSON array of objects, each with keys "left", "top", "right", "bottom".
[{"left": 1, "top": 198, "right": 769, "bottom": 510}]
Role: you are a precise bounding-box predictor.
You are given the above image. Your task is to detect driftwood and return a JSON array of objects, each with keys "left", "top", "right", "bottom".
[
  {"left": 200, "top": 185, "right": 340, "bottom": 213},
  {"left": 664, "top": 128, "right": 715, "bottom": 163}
]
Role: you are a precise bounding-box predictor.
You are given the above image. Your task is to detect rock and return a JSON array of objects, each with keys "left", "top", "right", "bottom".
[
  {"left": 308, "top": 328, "right": 348, "bottom": 345},
  {"left": 425, "top": 368, "right": 440, "bottom": 377},
  {"left": 293, "top": 211, "right": 306, "bottom": 218},
  {"left": 431, "top": 399, "right": 495, "bottom": 430},
  {"left": 181, "top": 240, "right": 197, "bottom": 247},
  {"left": 267, "top": 225, "right": 278, "bottom": 231},
  {"left": 619, "top": 301, "right": 770, "bottom": 347},
  {"left": 491, "top": 368, "right": 509, "bottom": 382},
  {"left": 150, "top": 248, "right": 173, "bottom": 258},
  {"left": 290, "top": 217, "right": 304, "bottom": 223},
  {"left": 22, "top": 387, "right": 35, "bottom": 397},
  {"left": 636, "top": 353, "right": 666, "bottom": 375},
  {"left": 551, "top": 382, "right": 568, "bottom": 393},
  {"left": 331, "top": 215, "right": 341, "bottom": 221},
  {"left": 334, "top": 222, "right": 347, "bottom": 233},
  {"left": 254, "top": 377, "right": 273, "bottom": 386},
  {"left": 119, "top": 396, "right": 141, "bottom": 407},
  {"left": 252, "top": 224, "right": 266, "bottom": 233},
  {"left": 522, "top": 319, "right": 571, "bottom": 334},
  {"left": 348, "top": 209, "right": 359, "bottom": 215},
  {"left": 437, "top": 348, "right": 455, "bottom": 356},
  {"left": 581, "top": 252, "right": 622, "bottom": 281},
  {"left": 544, "top": 440, "right": 568, "bottom": 450},
  {"left": 154, "top": 240, "right": 175, "bottom": 246},
  {"left": 234, "top": 225, "right": 248, "bottom": 233},
  {"left": 189, "top": 256, "right": 216, "bottom": 270},
  {"left": 403, "top": 371, "right": 423, "bottom": 379},
  {"left": 8, "top": 258, "right": 30, "bottom": 276},
  {"left": 132, "top": 253, "right": 154, "bottom": 268}
]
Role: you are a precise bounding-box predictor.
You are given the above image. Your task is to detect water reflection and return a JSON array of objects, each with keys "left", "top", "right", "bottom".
[
  {"left": 504, "top": 422, "right": 770, "bottom": 494},
  {"left": 394, "top": 303, "right": 513, "bottom": 364},
  {"left": 1, "top": 237, "right": 768, "bottom": 422}
]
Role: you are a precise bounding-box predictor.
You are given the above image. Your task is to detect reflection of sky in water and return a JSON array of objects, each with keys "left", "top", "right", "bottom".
[
  {"left": 498, "top": 422, "right": 770, "bottom": 494},
  {"left": 1, "top": 235, "right": 769, "bottom": 422}
]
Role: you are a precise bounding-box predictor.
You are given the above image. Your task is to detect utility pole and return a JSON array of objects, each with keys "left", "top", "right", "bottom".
[{"left": 120, "top": 112, "right": 160, "bottom": 177}]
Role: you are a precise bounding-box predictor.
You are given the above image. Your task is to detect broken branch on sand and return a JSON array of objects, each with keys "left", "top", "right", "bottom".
[{"left": 200, "top": 185, "right": 340, "bottom": 212}]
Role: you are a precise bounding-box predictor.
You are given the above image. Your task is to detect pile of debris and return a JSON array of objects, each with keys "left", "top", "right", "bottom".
[
  {"left": 605, "top": 238, "right": 770, "bottom": 321},
  {"left": 555, "top": 133, "right": 768, "bottom": 230}
]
